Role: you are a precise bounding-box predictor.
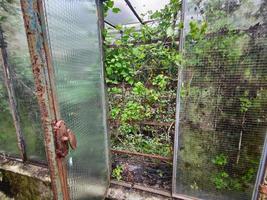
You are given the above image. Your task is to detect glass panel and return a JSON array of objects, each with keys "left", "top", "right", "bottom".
[
  {"left": 174, "top": 0, "right": 267, "bottom": 199},
  {"left": 0, "top": 68, "right": 19, "bottom": 156},
  {"left": 43, "top": 1, "right": 109, "bottom": 199},
  {"left": 0, "top": 0, "right": 46, "bottom": 161},
  {"left": 129, "top": 0, "right": 170, "bottom": 22},
  {"left": 105, "top": 0, "right": 138, "bottom": 25}
]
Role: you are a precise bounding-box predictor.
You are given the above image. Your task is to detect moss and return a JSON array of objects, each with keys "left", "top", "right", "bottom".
[{"left": 0, "top": 170, "right": 52, "bottom": 200}]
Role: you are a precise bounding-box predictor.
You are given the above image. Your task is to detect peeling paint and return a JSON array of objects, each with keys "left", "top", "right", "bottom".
[{"left": 20, "top": 0, "right": 63, "bottom": 199}]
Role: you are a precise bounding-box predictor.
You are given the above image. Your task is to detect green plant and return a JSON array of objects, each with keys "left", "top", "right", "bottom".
[
  {"left": 212, "top": 171, "right": 229, "bottom": 190},
  {"left": 152, "top": 75, "right": 168, "bottom": 90},
  {"left": 212, "top": 154, "right": 228, "bottom": 166},
  {"left": 112, "top": 133, "right": 171, "bottom": 157},
  {"left": 105, "top": 0, "right": 267, "bottom": 193},
  {"left": 112, "top": 164, "right": 124, "bottom": 181},
  {"left": 103, "top": 0, "right": 120, "bottom": 16},
  {"left": 121, "top": 101, "right": 144, "bottom": 122},
  {"left": 110, "top": 106, "right": 121, "bottom": 119}
]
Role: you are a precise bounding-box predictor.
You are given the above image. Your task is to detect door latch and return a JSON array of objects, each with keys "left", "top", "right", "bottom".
[{"left": 53, "top": 120, "right": 77, "bottom": 158}]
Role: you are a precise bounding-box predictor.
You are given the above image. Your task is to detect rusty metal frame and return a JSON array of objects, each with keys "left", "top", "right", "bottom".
[
  {"left": 20, "top": 0, "right": 66, "bottom": 199},
  {"left": 111, "top": 180, "right": 172, "bottom": 198},
  {"left": 111, "top": 180, "right": 202, "bottom": 200},
  {"left": 0, "top": 26, "right": 27, "bottom": 161},
  {"left": 111, "top": 149, "right": 172, "bottom": 162}
]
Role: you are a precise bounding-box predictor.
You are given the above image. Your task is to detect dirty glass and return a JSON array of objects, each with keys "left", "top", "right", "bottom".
[
  {"left": 105, "top": 0, "right": 170, "bottom": 26},
  {"left": 105, "top": 0, "right": 138, "bottom": 25},
  {"left": 43, "top": 0, "right": 110, "bottom": 199},
  {"left": 0, "top": 0, "right": 46, "bottom": 162},
  {"left": 0, "top": 68, "right": 19, "bottom": 157},
  {"left": 129, "top": 0, "right": 169, "bottom": 22},
  {"left": 174, "top": 0, "right": 267, "bottom": 199}
]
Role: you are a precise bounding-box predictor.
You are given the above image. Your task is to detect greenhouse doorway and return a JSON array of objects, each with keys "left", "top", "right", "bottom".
[{"left": 0, "top": 0, "right": 267, "bottom": 200}]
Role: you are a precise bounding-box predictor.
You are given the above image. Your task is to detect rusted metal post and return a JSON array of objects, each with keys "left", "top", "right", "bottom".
[
  {"left": 19, "top": 0, "right": 66, "bottom": 199},
  {"left": 0, "top": 26, "right": 27, "bottom": 161}
]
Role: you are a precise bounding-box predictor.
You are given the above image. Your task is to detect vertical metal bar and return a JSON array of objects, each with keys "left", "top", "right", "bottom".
[
  {"left": 96, "top": 0, "right": 111, "bottom": 196},
  {"left": 0, "top": 26, "right": 27, "bottom": 161},
  {"left": 19, "top": 0, "right": 63, "bottom": 199},
  {"left": 178, "top": 0, "right": 186, "bottom": 53},
  {"left": 172, "top": 0, "right": 187, "bottom": 195},
  {"left": 252, "top": 132, "right": 267, "bottom": 200}
]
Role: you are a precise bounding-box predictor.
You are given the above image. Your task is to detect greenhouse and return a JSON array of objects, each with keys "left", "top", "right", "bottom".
[{"left": 0, "top": 0, "right": 266, "bottom": 199}]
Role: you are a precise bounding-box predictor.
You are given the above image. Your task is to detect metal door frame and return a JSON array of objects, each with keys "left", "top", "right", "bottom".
[
  {"left": 20, "top": 0, "right": 66, "bottom": 199},
  {"left": 19, "top": 0, "right": 110, "bottom": 199},
  {"left": 171, "top": 0, "right": 267, "bottom": 200}
]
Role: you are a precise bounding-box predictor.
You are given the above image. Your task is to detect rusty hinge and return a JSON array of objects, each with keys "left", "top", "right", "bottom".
[
  {"left": 259, "top": 184, "right": 267, "bottom": 195},
  {"left": 53, "top": 120, "right": 77, "bottom": 158},
  {"left": 52, "top": 120, "right": 77, "bottom": 200}
]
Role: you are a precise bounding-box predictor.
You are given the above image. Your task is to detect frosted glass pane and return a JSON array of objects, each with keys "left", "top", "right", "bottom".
[
  {"left": 44, "top": 1, "right": 109, "bottom": 199},
  {"left": 174, "top": 0, "right": 267, "bottom": 199},
  {"left": 129, "top": 0, "right": 169, "bottom": 22},
  {"left": 0, "top": 0, "right": 46, "bottom": 161},
  {"left": 105, "top": 0, "right": 138, "bottom": 25},
  {"left": 0, "top": 69, "right": 19, "bottom": 157}
]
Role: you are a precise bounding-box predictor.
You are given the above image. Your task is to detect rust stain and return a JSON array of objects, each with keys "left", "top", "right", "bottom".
[{"left": 20, "top": 0, "right": 63, "bottom": 199}]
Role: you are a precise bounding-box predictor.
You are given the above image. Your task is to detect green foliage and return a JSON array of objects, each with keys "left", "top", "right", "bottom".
[
  {"left": 103, "top": 0, "right": 120, "bottom": 16},
  {"left": 212, "top": 154, "right": 228, "bottom": 166},
  {"left": 112, "top": 164, "right": 124, "bottom": 181},
  {"left": 108, "top": 87, "right": 122, "bottom": 94},
  {"left": 105, "top": 0, "right": 183, "bottom": 157},
  {"left": 105, "top": 0, "right": 266, "bottom": 193},
  {"left": 240, "top": 91, "right": 252, "bottom": 113},
  {"left": 132, "top": 82, "right": 146, "bottom": 96},
  {"left": 152, "top": 75, "right": 168, "bottom": 90},
  {"left": 113, "top": 133, "right": 171, "bottom": 157},
  {"left": 213, "top": 171, "right": 229, "bottom": 190},
  {"left": 121, "top": 101, "right": 144, "bottom": 122},
  {"left": 188, "top": 21, "right": 208, "bottom": 40}
]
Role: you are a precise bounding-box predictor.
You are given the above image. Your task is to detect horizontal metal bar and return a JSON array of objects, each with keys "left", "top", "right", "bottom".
[
  {"left": 111, "top": 149, "right": 172, "bottom": 162},
  {"left": 172, "top": 193, "right": 204, "bottom": 200},
  {"left": 109, "top": 119, "right": 175, "bottom": 127},
  {"left": 110, "top": 180, "right": 172, "bottom": 198},
  {"left": 111, "top": 180, "right": 203, "bottom": 200},
  {"left": 106, "top": 36, "right": 180, "bottom": 48}
]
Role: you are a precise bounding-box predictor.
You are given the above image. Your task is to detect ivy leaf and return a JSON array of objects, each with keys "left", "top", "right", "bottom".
[
  {"left": 106, "top": 0, "right": 114, "bottom": 8},
  {"left": 112, "top": 8, "right": 121, "bottom": 13}
]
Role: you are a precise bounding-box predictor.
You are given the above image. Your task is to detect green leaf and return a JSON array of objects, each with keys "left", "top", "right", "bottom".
[
  {"left": 112, "top": 8, "right": 121, "bottom": 13},
  {"left": 106, "top": 0, "right": 114, "bottom": 8},
  {"left": 166, "top": 26, "right": 174, "bottom": 37}
]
